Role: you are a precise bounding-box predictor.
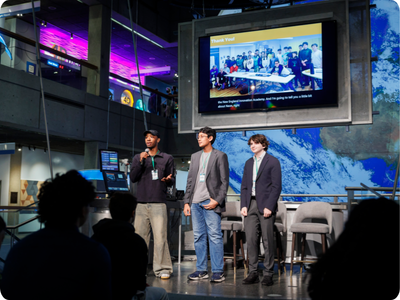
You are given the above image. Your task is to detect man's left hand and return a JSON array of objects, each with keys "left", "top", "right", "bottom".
[
  {"left": 161, "top": 174, "right": 172, "bottom": 182},
  {"left": 263, "top": 208, "right": 272, "bottom": 218},
  {"left": 203, "top": 198, "right": 219, "bottom": 210}
]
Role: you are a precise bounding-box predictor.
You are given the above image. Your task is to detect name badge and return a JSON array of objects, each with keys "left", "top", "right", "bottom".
[
  {"left": 199, "top": 173, "right": 206, "bottom": 182},
  {"left": 151, "top": 169, "right": 159, "bottom": 180}
]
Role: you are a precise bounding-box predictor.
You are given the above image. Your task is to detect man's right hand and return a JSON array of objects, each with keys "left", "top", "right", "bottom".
[
  {"left": 241, "top": 207, "right": 247, "bottom": 217},
  {"left": 140, "top": 152, "right": 149, "bottom": 164},
  {"left": 184, "top": 204, "right": 191, "bottom": 216}
]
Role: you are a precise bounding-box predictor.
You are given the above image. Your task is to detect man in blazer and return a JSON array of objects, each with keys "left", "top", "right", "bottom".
[
  {"left": 183, "top": 126, "right": 229, "bottom": 283},
  {"left": 241, "top": 134, "right": 282, "bottom": 286}
]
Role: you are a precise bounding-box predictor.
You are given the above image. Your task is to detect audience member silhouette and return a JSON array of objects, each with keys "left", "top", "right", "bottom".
[
  {"left": 1, "top": 170, "right": 112, "bottom": 300},
  {"left": 92, "top": 192, "right": 169, "bottom": 300},
  {"left": 308, "top": 197, "right": 399, "bottom": 300}
]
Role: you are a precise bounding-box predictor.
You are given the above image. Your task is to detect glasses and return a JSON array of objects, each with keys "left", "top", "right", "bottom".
[{"left": 197, "top": 134, "right": 209, "bottom": 140}]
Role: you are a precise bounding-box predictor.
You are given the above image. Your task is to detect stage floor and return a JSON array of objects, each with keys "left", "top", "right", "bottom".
[{"left": 147, "top": 260, "right": 311, "bottom": 300}]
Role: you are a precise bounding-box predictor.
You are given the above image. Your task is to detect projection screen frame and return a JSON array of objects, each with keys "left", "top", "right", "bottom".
[{"left": 178, "top": 0, "right": 372, "bottom": 133}]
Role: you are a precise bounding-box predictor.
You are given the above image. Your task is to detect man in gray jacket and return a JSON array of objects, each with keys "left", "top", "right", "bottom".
[{"left": 183, "top": 126, "right": 229, "bottom": 283}]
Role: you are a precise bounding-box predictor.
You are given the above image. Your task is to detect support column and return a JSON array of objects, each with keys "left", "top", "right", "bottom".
[
  {"left": 84, "top": 141, "right": 107, "bottom": 170},
  {"left": 86, "top": 4, "right": 111, "bottom": 98},
  {"left": 9, "top": 150, "right": 22, "bottom": 206}
]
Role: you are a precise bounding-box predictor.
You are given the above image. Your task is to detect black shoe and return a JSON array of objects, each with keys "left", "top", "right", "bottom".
[
  {"left": 261, "top": 276, "right": 273, "bottom": 286},
  {"left": 242, "top": 272, "right": 259, "bottom": 284}
]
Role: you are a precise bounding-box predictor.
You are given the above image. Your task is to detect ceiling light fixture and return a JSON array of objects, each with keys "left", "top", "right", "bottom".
[
  {"left": 111, "top": 18, "right": 164, "bottom": 49},
  {"left": 70, "top": 33, "right": 73, "bottom": 40}
]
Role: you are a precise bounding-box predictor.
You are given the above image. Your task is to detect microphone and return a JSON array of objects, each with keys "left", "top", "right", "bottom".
[{"left": 141, "top": 148, "right": 150, "bottom": 165}]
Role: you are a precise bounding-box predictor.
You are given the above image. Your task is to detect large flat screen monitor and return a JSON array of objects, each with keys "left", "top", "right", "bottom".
[
  {"left": 99, "top": 150, "right": 119, "bottom": 172},
  {"left": 198, "top": 21, "right": 337, "bottom": 113},
  {"left": 102, "top": 171, "right": 129, "bottom": 193}
]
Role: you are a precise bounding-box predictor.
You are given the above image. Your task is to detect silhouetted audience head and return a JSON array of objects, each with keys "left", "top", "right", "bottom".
[
  {"left": 308, "top": 197, "right": 399, "bottom": 300},
  {"left": 38, "top": 170, "right": 95, "bottom": 227},
  {"left": 109, "top": 192, "right": 137, "bottom": 222}
]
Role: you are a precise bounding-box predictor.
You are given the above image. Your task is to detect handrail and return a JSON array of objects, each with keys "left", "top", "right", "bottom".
[
  {"left": 345, "top": 186, "right": 400, "bottom": 191},
  {"left": 109, "top": 71, "right": 176, "bottom": 99},
  {"left": 5, "top": 229, "right": 20, "bottom": 243},
  {"left": 6, "top": 216, "right": 39, "bottom": 230},
  {"left": 0, "top": 206, "right": 38, "bottom": 210},
  {"left": 227, "top": 193, "right": 399, "bottom": 197},
  {"left": 15, "top": 201, "right": 39, "bottom": 212}
]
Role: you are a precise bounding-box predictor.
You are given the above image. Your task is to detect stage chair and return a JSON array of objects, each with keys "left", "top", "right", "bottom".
[
  {"left": 221, "top": 201, "right": 247, "bottom": 274},
  {"left": 274, "top": 201, "right": 287, "bottom": 275},
  {"left": 289, "top": 202, "right": 332, "bottom": 276}
]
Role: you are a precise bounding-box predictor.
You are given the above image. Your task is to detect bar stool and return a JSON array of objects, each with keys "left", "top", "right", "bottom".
[
  {"left": 274, "top": 201, "right": 287, "bottom": 275},
  {"left": 221, "top": 201, "right": 247, "bottom": 274},
  {"left": 289, "top": 202, "right": 332, "bottom": 276}
]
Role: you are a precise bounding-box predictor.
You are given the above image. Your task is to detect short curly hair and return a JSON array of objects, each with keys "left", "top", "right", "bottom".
[{"left": 37, "top": 170, "right": 95, "bottom": 226}]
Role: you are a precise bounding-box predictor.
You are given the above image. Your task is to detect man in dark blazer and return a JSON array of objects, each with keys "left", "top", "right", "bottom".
[
  {"left": 183, "top": 126, "right": 230, "bottom": 283},
  {"left": 241, "top": 134, "right": 282, "bottom": 286}
]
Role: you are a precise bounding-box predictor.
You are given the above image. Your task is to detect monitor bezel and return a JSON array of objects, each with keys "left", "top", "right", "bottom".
[
  {"left": 99, "top": 149, "right": 120, "bottom": 172},
  {"left": 198, "top": 20, "right": 337, "bottom": 114}
]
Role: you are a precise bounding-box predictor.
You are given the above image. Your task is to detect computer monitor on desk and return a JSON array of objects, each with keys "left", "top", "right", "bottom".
[{"left": 102, "top": 171, "right": 130, "bottom": 194}]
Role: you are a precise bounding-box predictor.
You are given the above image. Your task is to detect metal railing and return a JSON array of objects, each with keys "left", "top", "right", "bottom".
[{"left": 226, "top": 186, "right": 400, "bottom": 210}]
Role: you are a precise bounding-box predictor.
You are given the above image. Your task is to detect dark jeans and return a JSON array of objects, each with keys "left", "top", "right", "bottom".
[{"left": 244, "top": 199, "right": 276, "bottom": 276}]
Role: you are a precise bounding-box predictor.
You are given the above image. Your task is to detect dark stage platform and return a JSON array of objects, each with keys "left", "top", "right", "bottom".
[{"left": 147, "top": 261, "right": 311, "bottom": 300}]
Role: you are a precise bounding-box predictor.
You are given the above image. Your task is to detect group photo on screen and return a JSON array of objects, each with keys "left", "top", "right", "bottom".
[{"left": 209, "top": 35, "right": 323, "bottom": 98}]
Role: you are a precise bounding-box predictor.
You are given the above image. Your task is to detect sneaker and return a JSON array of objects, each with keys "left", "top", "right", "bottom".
[
  {"left": 210, "top": 272, "right": 225, "bottom": 283},
  {"left": 160, "top": 271, "right": 170, "bottom": 280},
  {"left": 188, "top": 271, "right": 209, "bottom": 280}
]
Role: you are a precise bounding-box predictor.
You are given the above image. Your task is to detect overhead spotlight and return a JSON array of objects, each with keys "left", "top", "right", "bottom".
[
  {"left": 18, "top": 145, "right": 22, "bottom": 151},
  {"left": 33, "top": 147, "right": 36, "bottom": 151},
  {"left": 181, "top": 158, "right": 185, "bottom": 163},
  {"left": 28, "top": 146, "right": 31, "bottom": 151},
  {"left": 44, "top": 21, "right": 47, "bottom": 27},
  {"left": 174, "top": 73, "right": 179, "bottom": 78},
  {"left": 44, "top": 148, "right": 47, "bottom": 153},
  {"left": 188, "top": 160, "right": 191, "bottom": 164},
  {"left": 250, "top": 84, "right": 255, "bottom": 91},
  {"left": 70, "top": 33, "right": 73, "bottom": 40},
  {"left": 41, "top": 20, "right": 45, "bottom": 26}
]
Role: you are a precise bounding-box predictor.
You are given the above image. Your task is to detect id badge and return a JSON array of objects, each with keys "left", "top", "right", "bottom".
[
  {"left": 151, "top": 169, "right": 159, "bottom": 180},
  {"left": 199, "top": 173, "right": 206, "bottom": 182}
]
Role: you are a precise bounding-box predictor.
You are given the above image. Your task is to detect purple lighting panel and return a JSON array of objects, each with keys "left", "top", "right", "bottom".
[{"left": 40, "top": 23, "right": 147, "bottom": 83}]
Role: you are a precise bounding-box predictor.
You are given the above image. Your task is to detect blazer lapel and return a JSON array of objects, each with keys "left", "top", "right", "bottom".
[
  {"left": 191, "top": 151, "right": 201, "bottom": 176},
  {"left": 206, "top": 149, "right": 216, "bottom": 178},
  {"left": 256, "top": 153, "right": 269, "bottom": 181}
]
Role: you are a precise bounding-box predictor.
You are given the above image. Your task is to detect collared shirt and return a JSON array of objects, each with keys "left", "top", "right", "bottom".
[
  {"left": 252, "top": 151, "right": 266, "bottom": 196},
  {"left": 130, "top": 150, "right": 175, "bottom": 203}
]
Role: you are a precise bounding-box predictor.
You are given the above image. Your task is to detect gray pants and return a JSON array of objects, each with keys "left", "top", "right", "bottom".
[
  {"left": 244, "top": 199, "right": 275, "bottom": 277},
  {"left": 134, "top": 203, "right": 173, "bottom": 276}
]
